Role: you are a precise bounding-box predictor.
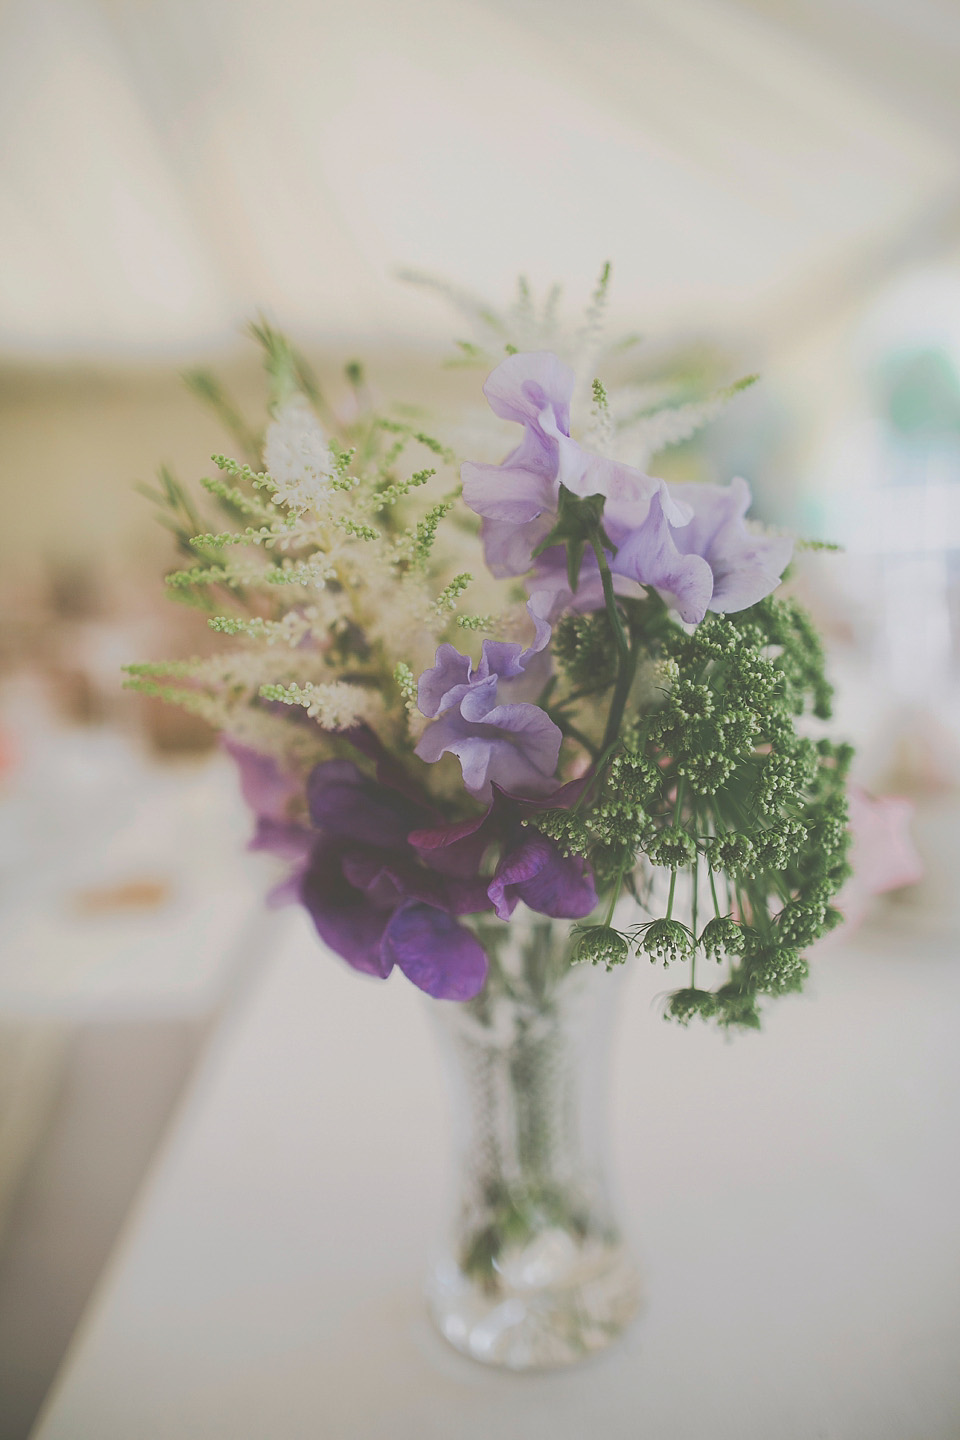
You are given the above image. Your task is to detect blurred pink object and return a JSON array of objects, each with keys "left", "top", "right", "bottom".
[
  {"left": 837, "top": 787, "right": 923, "bottom": 927},
  {"left": 0, "top": 725, "right": 16, "bottom": 779}
]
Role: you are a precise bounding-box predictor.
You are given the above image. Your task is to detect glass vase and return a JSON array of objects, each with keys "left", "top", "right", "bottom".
[{"left": 425, "top": 907, "right": 641, "bottom": 1370}]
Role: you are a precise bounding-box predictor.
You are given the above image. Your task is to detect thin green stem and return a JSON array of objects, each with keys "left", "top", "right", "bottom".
[
  {"left": 589, "top": 537, "right": 629, "bottom": 661},
  {"left": 556, "top": 718, "right": 598, "bottom": 758},
  {"left": 666, "top": 867, "right": 677, "bottom": 921},
  {"left": 691, "top": 856, "right": 699, "bottom": 988},
  {"left": 536, "top": 674, "right": 558, "bottom": 709},
  {"left": 604, "top": 857, "right": 628, "bottom": 927},
  {"left": 709, "top": 866, "right": 722, "bottom": 919},
  {"left": 601, "top": 633, "right": 639, "bottom": 753}
]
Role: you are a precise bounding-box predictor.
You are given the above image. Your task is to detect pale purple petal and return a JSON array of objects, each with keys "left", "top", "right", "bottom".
[
  {"left": 527, "top": 545, "right": 643, "bottom": 624},
  {"left": 482, "top": 351, "right": 575, "bottom": 433},
  {"left": 487, "top": 837, "right": 598, "bottom": 921},
  {"left": 416, "top": 633, "right": 562, "bottom": 803},
  {"left": 672, "top": 478, "right": 793, "bottom": 612},
  {"left": 415, "top": 707, "right": 561, "bottom": 804},
  {"left": 524, "top": 595, "right": 553, "bottom": 656},
  {"left": 475, "top": 638, "right": 527, "bottom": 682},
  {"left": 461, "top": 457, "right": 557, "bottom": 525},
  {"left": 611, "top": 490, "right": 714, "bottom": 623},
  {"left": 481, "top": 513, "right": 554, "bottom": 578},
  {"left": 224, "top": 738, "right": 301, "bottom": 823},
  {"left": 381, "top": 902, "right": 488, "bottom": 1000},
  {"left": 417, "top": 644, "right": 476, "bottom": 718}
]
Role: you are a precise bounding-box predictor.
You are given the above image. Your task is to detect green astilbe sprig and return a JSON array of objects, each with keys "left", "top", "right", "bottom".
[{"left": 126, "top": 328, "right": 489, "bottom": 771}]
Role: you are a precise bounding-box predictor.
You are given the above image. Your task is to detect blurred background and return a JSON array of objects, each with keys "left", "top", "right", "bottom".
[{"left": 2, "top": 1, "right": 960, "bottom": 1435}]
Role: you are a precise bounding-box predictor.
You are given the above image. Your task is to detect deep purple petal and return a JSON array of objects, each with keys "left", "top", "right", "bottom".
[
  {"left": 339, "top": 850, "right": 409, "bottom": 909},
  {"left": 306, "top": 759, "right": 426, "bottom": 844},
  {"left": 500, "top": 774, "right": 593, "bottom": 811},
  {"left": 249, "top": 816, "right": 315, "bottom": 863},
  {"left": 407, "top": 806, "right": 499, "bottom": 878},
  {"left": 300, "top": 843, "right": 393, "bottom": 978},
  {"left": 443, "top": 876, "right": 495, "bottom": 915},
  {"left": 381, "top": 902, "right": 489, "bottom": 1000},
  {"left": 488, "top": 836, "right": 598, "bottom": 921}
]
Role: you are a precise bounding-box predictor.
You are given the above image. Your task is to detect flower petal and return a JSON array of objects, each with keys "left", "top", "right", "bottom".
[
  {"left": 480, "top": 514, "right": 554, "bottom": 577},
  {"left": 306, "top": 759, "right": 426, "bottom": 844},
  {"left": 672, "top": 478, "right": 792, "bottom": 613},
  {"left": 381, "top": 902, "right": 489, "bottom": 1000},
  {"left": 611, "top": 490, "right": 714, "bottom": 623},
  {"left": 488, "top": 836, "right": 598, "bottom": 921},
  {"left": 300, "top": 843, "right": 393, "bottom": 978},
  {"left": 416, "top": 644, "right": 474, "bottom": 718},
  {"left": 407, "top": 806, "right": 498, "bottom": 878},
  {"left": 482, "top": 351, "right": 576, "bottom": 432},
  {"left": 223, "top": 738, "right": 301, "bottom": 823}
]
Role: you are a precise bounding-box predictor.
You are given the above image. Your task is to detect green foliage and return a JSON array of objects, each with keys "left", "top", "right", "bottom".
[
  {"left": 553, "top": 611, "right": 618, "bottom": 691},
  {"left": 531, "top": 593, "right": 852, "bottom": 1030}
]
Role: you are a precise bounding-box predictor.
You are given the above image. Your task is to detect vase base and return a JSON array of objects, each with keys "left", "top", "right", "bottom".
[{"left": 426, "top": 1239, "right": 641, "bottom": 1371}]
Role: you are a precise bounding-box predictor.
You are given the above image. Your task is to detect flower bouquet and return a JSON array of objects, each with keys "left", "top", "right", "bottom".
[{"left": 127, "top": 272, "right": 851, "bottom": 1368}]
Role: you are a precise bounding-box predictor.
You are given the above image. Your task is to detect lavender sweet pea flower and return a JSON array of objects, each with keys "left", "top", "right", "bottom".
[
  {"left": 415, "top": 637, "right": 562, "bottom": 804},
  {"left": 608, "top": 490, "right": 715, "bottom": 624},
  {"left": 463, "top": 353, "right": 591, "bottom": 578},
  {"left": 668, "top": 477, "right": 794, "bottom": 613},
  {"left": 464, "top": 350, "right": 791, "bottom": 624}
]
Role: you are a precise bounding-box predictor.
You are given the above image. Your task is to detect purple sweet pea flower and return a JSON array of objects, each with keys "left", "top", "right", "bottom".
[
  {"left": 409, "top": 781, "right": 598, "bottom": 924},
  {"left": 226, "top": 740, "right": 491, "bottom": 1001},
  {"left": 415, "top": 635, "right": 562, "bottom": 804},
  {"left": 223, "top": 738, "right": 314, "bottom": 903},
  {"left": 300, "top": 759, "right": 490, "bottom": 999}
]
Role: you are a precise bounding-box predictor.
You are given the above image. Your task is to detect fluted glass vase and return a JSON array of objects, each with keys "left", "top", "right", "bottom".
[{"left": 426, "top": 908, "right": 641, "bottom": 1370}]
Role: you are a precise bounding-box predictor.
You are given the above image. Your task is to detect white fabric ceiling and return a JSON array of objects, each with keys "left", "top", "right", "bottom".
[{"left": 1, "top": 0, "right": 958, "bottom": 358}]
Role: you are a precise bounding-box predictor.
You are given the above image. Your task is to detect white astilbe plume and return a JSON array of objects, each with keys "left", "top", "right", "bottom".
[
  {"left": 264, "top": 680, "right": 383, "bottom": 732},
  {"left": 263, "top": 395, "right": 334, "bottom": 514},
  {"left": 613, "top": 376, "right": 758, "bottom": 469}
]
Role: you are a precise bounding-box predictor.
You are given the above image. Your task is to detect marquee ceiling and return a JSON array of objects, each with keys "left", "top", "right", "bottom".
[{"left": 1, "top": 0, "right": 958, "bottom": 358}]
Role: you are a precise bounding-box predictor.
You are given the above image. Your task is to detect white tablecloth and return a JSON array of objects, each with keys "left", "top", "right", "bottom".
[{"left": 33, "top": 903, "right": 960, "bottom": 1440}]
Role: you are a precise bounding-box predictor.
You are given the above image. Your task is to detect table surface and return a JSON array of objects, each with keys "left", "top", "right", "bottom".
[{"left": 32, "top": 898, "right": 960, "bottom": 1440}]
